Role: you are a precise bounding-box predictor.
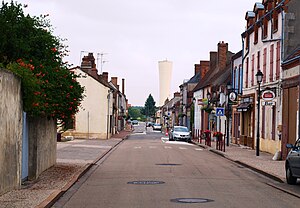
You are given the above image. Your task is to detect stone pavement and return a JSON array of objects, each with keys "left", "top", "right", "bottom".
[{"left": 0, "top": 130, "right": 132, "bottom": 208}]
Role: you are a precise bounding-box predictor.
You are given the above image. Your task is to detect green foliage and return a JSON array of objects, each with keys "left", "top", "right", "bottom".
[
  {"left": 0, "top": 1, "right": 84, "bottom": 128},
  {"left": 141, "top": 94, "right": 157, "bottom": 118},
  {"left": 128, "top": 106, "right": 143, "bottom": 120}
]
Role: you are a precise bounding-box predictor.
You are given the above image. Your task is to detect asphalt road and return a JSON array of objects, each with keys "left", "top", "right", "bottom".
[{"left": 53, "top": 124, "right": 299, "bottom": 208}]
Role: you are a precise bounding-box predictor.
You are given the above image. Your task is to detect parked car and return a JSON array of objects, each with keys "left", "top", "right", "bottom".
[
  {"left": 147, "top": 122, "right": 154, "bottom": 127},
  {"left": 285, "top": 139, "right": 300, "bottom": 184},
  {"left": 169, "top": 126, "right": 191, "bottom": 142},
  {"left": 132, "top": 120, "right": 139, "bottom": 125},
  {"left": 152, "top": 123, "right": 162, "bottom": 131}
]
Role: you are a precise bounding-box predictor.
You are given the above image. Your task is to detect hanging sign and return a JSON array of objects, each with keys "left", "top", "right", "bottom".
[{"left": 262, "top": 90, "right": 275, "bottom": 101}]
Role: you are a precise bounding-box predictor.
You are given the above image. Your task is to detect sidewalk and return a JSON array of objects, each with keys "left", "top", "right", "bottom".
[
  {"left": 192, "top": 139, "right": 286, "bottom": 183},
  {"left": 0, "top": 130, "right": 132, "bottom": 208}
]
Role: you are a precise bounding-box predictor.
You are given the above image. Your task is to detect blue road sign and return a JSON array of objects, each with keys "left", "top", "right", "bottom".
[{"left": 216, "top": 107, "right": 225, "bottom": 116}]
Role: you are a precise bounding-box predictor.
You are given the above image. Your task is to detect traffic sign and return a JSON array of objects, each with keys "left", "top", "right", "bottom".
[{"left": 216, "top": 107, "right": 225, "bottom": 116}]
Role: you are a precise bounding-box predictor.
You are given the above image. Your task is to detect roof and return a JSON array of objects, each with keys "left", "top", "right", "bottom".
[{"left": 70, "top": 66, "right": 113, "bottom": 90}]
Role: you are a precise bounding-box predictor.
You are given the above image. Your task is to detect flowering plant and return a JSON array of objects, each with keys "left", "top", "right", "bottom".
[
  {"left": 213, "top": 132, "right": 223, "bottom": 137},
  {"left": 203, "top": 129, "right": 211, "bottom": 133}
]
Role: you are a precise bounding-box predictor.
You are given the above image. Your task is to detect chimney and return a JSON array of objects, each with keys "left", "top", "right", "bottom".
[
  {"left": 102, "top": 72, "right": 109, "bottom": 82},
  {"left": 174, "top": 92, "right": 180, "bottom": 97},
  {"left": 217, "top": 41, "right": 228, "bottom": 70},
  {"left": 194, "top": 64, "right": 201, "bottom": 75},
  {"left": 200, "top": 61, "right": 210, "bottom": 79},
  {"left": 111, "top": 77, "right": 118, "bottom": 88},
  {"left": 122, "top": 78, "right": 125, "bottom": 95},
  {"left": 209, "top": 51, "right": 218, "bottom": 71}
]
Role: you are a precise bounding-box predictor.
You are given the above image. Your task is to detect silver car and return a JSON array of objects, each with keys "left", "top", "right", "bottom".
[
  {"left": 169, "top": 126, "right": 191, "bottom": 142},
  {"left": 286, "top": 138, "right": 300, "bottom": 184}
]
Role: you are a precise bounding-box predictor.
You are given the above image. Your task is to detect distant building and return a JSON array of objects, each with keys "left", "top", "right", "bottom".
[{"left": 158, "top": 60, "right": 172, "bottom": 106}]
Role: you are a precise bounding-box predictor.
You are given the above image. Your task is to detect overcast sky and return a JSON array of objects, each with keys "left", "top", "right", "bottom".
[{"left": 6, "top": 0, "right": 256, "bottom": 106}]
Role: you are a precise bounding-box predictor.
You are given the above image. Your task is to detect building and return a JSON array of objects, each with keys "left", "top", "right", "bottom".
[
  {"left": 67, "top": 53, "right": 127, "bottom": 139},
  {"left": 193, "top": 42, "right": 234, "bottom": 136},
  {"left": 158, "top": 60, "right": 172, "bottom": 106},
  {"left": 281, "top": 0, "right": 300, "bottom": 158},
  {"left": 240, "top": 0, "right": 290, "bottom": 155}
]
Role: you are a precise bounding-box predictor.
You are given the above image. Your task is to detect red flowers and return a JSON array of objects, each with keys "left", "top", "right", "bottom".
[{"left": 213, "top": 132, "right": 223, "bottom": 137}]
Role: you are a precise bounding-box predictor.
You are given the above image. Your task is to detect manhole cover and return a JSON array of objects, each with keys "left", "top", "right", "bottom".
[
  {"left": 127, "top": 180, "right": 165, "bottom": 185},
  {"left": 156, "top": 163, "right": 182, "bottom": 166},
  {"left": 171, "top": 198, "right": 214, "bottom": 204}
]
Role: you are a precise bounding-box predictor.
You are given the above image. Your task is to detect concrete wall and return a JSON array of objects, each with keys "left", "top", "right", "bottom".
[
  {"left": 0, "top": 69, "right": 23, "bottom": 195},
  {"left": 28, "top": 116, "right": 57, "bottom": 180}
]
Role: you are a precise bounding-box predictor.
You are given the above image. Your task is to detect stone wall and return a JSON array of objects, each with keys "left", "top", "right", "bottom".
[
  {"left": 28, "top": 116, "right": 57, "bottom": 180},
  {"left": 0, "top": 69, "right": 23, "bottom": 195}
]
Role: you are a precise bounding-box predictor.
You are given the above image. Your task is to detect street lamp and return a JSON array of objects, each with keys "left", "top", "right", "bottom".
[
  {"left": 255, "top": 70, "right": 263, "bottom": 156},
  {"left": 226, "top": 82, "right": 232, "bottom": 147}
]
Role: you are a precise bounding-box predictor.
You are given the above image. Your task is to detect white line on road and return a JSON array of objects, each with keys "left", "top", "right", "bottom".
[
  {"left": 195, "top": 148, "right": 203, "bottom": 151},
  {"left": 164, "top": 146, "right": 172, "bottom": 149},
  {"left": 72, "top": 144, "right": 112, "bottom": 149},
  {"left": 149, "top": 146, "right": 157, "bottom": 149},
  {"left": 134, "top": 146, "right": 142, "bottom": 149},
  {"left": 179, "top": 147, "right": 187, "bottom": 150}
]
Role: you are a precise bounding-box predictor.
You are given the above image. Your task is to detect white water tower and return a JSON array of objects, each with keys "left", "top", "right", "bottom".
[{"left": 158, "top": 60, "right": 173, "bottom": 106}]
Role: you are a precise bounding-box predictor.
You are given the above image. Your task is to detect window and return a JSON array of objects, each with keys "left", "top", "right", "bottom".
[
  {"left": 273, "top": 10, "right": 279, "bottom": 32},
  {"left": 276, "top": 41, "right": 280, "bottom": 80},
  {"left": 245, "top": 34, "right": 249, "bottom": 50},
  {"left": 246, "top": 58, "right": 249, "bottom": 88},
  {"left": 251, "top": 54, "right": 255, "bottom": 86},
  {"left": 270, "top": 44, "right": 274, "bottom": 82},
  {"left": 263, "top": 48, "right": 267, "bottom": 83},
  {"left": 254, "top": 24, "right": 259, "bottom": 44},
  {"left": 257, "top": 51, "right": 261, "bottom": 71},
  {"left": 263, "top": 18, "right": 268, "bottom": 39},
  {"left": 239, "top": 65, "right": 243, "bottom": 94}
]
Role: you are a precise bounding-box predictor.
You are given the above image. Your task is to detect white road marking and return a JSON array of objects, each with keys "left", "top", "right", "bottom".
[
  {"left": 164, "top": 146, "right": 172, "bottom": 149},
  {"left": 179, "top": 147, "right": 187, "bottom": 150},
  {"left": 73, "top": 144, "right": 112, "bottom": 149},
  {"left": 195, "top": 148, "right": 203, "bottom": 151},
  {"left": 149, "top": 146, "right": 157, "bottom": 149},
  {"left": 132, "top": 132, "right": 146, "bottom": 135},
  {"left": 134, "top": 146, "right": 142, "bottom": 149}
]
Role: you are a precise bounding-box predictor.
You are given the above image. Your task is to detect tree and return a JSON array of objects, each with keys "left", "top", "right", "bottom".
[
  {"left": 141, "top": 94, "right": 157, "bottom": 120},
  {"left": 128, "top": 106, "right": 143, "bottom": 120},
  {"left": 0, "top": 1, "right": 84, "bottom": 129}
]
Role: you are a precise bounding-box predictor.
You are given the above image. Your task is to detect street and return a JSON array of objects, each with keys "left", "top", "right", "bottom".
[{"left": 53, "top": 123, "right": 299, "bottom": 208}]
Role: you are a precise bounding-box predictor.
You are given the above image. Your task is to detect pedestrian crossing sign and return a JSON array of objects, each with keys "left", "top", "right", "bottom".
[{"left": 216, "top": 107, "right": 225, "bottom": 116}]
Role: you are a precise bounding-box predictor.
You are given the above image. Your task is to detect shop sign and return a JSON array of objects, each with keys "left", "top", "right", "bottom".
[{"left": 262, "top": 90, "right": 275, "bottom": 101}]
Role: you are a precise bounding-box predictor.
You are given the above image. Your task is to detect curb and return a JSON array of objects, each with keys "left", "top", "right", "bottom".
[{"left": 36, "top": 135, "right": 128, "bottom": 208}]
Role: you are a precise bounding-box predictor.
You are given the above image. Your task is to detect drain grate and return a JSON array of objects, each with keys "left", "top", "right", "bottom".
[
  {"left": 171, "top": 198, "right": 214, "bottom": 204},
  {"left": 127, "top": 180, "right": 165, "bottom": 185},
  {"left": 156, "top": 163, "right": 182, "bottom": 166}
]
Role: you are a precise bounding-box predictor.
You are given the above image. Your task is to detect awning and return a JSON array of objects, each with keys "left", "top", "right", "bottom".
[{"left": 237, "top": 103, "right": 252, "bottom": 112}]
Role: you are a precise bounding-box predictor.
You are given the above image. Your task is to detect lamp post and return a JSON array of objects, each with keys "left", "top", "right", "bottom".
[
  {"left": 226, "top": 82, "right": 232, "bottom": 147},
  {"left": 255, "top": 70, "right": 263, "bottom": 156},
  {"left": 207, "top": 91, "right": 211, "bottom": 130}
]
